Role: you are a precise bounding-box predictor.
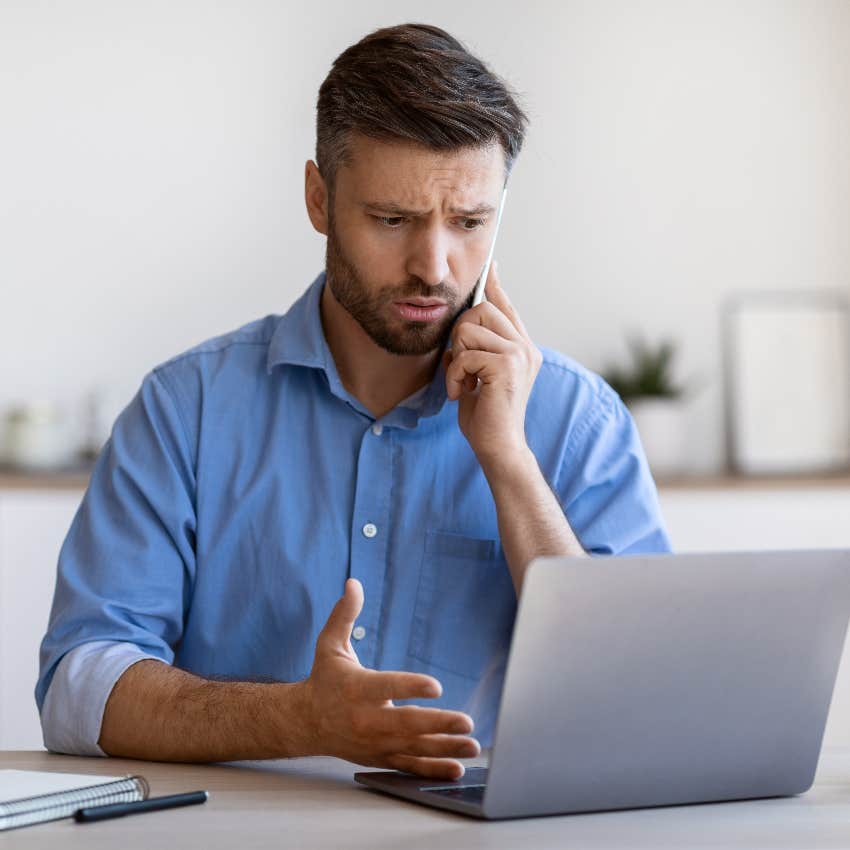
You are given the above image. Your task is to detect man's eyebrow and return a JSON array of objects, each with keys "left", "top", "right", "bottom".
[
  {"left": 362, "top": 201, "right": 496, "bottom": 217},
  {"left": 448, "top": 203, "right": 496, "bottom": 217}
]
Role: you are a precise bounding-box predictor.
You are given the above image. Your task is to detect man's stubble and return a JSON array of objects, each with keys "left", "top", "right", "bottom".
[{"left": 324, "top": 215, "right": 474, "bottom": 357}]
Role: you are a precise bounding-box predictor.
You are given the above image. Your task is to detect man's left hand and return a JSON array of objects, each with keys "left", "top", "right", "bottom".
[{"left": 443, "top": 262, "right": 542, "bottom": 468}]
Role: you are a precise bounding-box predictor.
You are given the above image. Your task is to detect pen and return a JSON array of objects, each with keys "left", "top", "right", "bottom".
[{"left": 74, "top": 790, "right": 209, "bottom": 823}]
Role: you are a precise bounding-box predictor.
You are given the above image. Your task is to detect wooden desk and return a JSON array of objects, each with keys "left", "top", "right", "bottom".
[{"left": 3, "top": 749, "right": 850, "bottom": 848}]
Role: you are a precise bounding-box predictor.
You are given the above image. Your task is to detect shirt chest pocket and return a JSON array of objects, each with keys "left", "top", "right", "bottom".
[{"left": 407, "top": 530, "right": 517, "bottom": 681}]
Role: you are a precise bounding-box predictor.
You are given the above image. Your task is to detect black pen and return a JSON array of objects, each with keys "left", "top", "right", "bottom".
[{"left": 74, "top": 790, "right": 209, "bottom": 823}]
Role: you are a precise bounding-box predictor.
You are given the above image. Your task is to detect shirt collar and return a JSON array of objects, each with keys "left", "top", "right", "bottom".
[
  {"left": 267, "top": 271, "right": 333, "bottom": 374},
  {"left": 267, "top": 271, "right": 450, "bottom": 426}
]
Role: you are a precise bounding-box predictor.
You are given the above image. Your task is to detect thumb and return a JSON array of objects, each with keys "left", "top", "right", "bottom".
[
  {"left": 318, "top": 578, "right": 364, "bottom": 649},
  {"left": 441, "top": 349, "right": 453, "bottom": 374}
]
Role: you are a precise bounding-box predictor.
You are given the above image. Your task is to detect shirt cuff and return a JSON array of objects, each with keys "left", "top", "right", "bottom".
[{"left": 40, "top": 640, "right": 165, "bottom": 756}]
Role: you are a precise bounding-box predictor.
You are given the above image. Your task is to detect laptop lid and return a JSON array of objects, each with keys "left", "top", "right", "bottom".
[{"left": 482, "top": 548, "right": 850, "bottom": 819}]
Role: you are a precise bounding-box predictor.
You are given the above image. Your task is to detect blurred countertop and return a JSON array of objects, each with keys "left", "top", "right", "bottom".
[
  {"left": 655, "top": 471, "right": 850, "bottom": 490},
  {"left": 0, "top": 464, "right": 93, "bottom": 490},
  {"left": 2, "top": 465, "right": 850, "bottom": 492}
]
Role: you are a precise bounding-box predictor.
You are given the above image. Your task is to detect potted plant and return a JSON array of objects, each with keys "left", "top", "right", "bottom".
[{"left": 602, "top": 334, "right": 690, "bottom": 478}]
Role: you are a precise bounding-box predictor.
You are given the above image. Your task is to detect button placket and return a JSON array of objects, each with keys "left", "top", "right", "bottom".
[{"left": 347, "top": 424, "right": 392, "bottom": 667}]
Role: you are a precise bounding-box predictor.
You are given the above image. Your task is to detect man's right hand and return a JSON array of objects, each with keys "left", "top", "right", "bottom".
[{"left": 298, "top": 578, "right": 480, "bottom": 780}]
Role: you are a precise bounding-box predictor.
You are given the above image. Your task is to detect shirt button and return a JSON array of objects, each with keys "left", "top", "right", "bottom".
[
  {"left": 362, "top": 523, "right": 378, "bottom": 539},
  {"left": 352, "top": 625, "right": 366, "bottom": 641},
  {"left": 371, "top": 423, "right": 383, "bottom": 436}
]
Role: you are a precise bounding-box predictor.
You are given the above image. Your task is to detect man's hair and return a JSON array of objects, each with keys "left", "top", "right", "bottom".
[{"left": 316, "top": 23, "right": 528, "bottom": 193}]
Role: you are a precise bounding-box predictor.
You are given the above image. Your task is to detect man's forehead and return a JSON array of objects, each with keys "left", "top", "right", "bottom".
[{"left": 338, "top": 134, "right": 505, "bottom": 202}]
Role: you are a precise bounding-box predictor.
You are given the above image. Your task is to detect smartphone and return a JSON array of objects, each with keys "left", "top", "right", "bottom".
[{"left": 471, "top": 186, "right": 508, "bottom": 307}]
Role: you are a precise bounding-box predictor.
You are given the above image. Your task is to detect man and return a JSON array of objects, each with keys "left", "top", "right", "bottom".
[{"left": 37, "top": 23, "right": 671, "bottom": 781}]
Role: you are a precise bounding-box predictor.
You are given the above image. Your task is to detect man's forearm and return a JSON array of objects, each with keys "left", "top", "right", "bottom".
[
  {"left": 481, "top": 446, "right": 586, "bottom": 594},
  {"left": 99, "top": 659, "right": 313, "bottom": 762}
]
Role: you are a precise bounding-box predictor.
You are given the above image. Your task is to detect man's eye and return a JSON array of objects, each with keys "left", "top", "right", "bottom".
[
  {"left": 375, "top": 216, "right": 406, "bottom": 228},
  {"left": 461, "top": 218, "right": 486, "bottom": 230}
]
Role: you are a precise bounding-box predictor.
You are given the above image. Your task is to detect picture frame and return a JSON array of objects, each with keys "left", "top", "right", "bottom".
[{"left": 723, "top": 291, "right": 850, "bottom": 476}]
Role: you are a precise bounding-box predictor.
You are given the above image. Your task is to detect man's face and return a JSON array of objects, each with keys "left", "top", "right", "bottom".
[{"left": 324, "top": 134, "right": 506, "bottom": 356}]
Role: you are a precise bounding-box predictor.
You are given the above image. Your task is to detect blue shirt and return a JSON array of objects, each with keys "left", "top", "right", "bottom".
[{"left": 37, "top": 271, "right": 672, "bottom": 753}]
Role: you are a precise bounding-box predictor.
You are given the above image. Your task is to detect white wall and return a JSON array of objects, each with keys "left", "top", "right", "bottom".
[{"left": 2, "top": 0, "right": 849, "bottom": 472}]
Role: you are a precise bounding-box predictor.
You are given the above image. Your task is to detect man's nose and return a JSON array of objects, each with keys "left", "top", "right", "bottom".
[{"left": 405, "top": 226, "right": 450, "bottom": 287}]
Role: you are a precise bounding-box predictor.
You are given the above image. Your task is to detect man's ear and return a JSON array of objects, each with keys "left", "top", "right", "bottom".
[{"left": 305, "top": 160, "right": 329, "bottom": 235}]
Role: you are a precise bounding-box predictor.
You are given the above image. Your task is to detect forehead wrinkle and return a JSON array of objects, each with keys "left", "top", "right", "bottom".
[
  {"left": 400, "top": 168, "right": 496, "bottom": 213},
  {"left": 361, "top": 199, "right": 496, "bottom": 218},
  {"left": 364, "top": 176, "right": 493, "bottom": 216},
  {"left": 342, "top": 140, "right": 505, "bottom": 216}
]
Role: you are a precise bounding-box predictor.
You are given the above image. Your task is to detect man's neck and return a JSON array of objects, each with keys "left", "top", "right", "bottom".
[{"left": 319, "top": 282, "right": 442, "bottom": 419}]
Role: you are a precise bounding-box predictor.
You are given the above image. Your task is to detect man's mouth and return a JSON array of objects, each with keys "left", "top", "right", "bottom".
[{"left": 393, "top": 300, "right": 449, "bottom": 323}]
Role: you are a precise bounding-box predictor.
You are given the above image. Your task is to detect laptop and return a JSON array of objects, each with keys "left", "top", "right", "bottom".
[{"left": 355, "top": 549, "right": 850, "bottom": 819}]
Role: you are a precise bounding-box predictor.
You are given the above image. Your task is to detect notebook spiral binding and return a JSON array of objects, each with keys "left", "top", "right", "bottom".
[{"left": 0, "top": 774, "right": 149, "bottom": 831}]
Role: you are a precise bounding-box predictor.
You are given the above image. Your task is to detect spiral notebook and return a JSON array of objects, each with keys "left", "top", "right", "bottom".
[{"left": 0, "top": 770, "right": 149, "bottom": 831}]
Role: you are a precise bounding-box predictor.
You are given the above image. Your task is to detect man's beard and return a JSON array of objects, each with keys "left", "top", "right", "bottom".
[{"left": 325, "top": 218, "right": 473, "bottom": 356}]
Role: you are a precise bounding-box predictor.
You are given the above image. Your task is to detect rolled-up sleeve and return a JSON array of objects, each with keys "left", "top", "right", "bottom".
[
  {"left": 36, "top": 368, "right": 197, "bottom": 752},
  {"left": 559, "top": 386, "right": 673, "bottom": 556},
  {"left": 40, "top": 641, "right": 164, "bottom": 755}
]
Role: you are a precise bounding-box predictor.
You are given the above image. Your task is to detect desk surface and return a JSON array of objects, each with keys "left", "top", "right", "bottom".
[{"left": 2, "top": 749, "right": 850, "bottom": 848}]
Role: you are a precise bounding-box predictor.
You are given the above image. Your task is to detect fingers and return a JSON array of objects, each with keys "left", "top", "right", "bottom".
[
  {"left": 317, "top": 578, "right": 364, "bottom": 650},
  {"left": 452, "top": 322, "right": 514, "bottom": 357},
  {"left": 386, "top": 754, "right": 467, "bottom": 781},
  {"left": 355, "top": 669, "right": 442, "bottom": 702},
  {"left": 445, "top": 350, "right": 502, "bottom": 400},
  {"left": 456, "top": 300, "right": 522, "bottom": 348},
  {"left": 378, "top": 705, "right": 474, "bottom": 737},
  {"left": 310, "top": 599, "right": 478, "bottom": 779},
  {"left": 394, "top": 733, "right": 480, "bottom": 760},
  {"left": 483, "top": 260, "right": 531, "bottom": 340}
]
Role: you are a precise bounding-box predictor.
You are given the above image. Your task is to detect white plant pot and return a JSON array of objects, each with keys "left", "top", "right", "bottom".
[
  {"left": 628, "top": 398, "right": 687, "bottom": 478},
  {"left": 3, "top": 406, "right": 74, "bottom": 470}
]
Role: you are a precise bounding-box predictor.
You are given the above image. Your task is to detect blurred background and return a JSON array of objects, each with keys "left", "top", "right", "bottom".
[
  {"left": 2, "top": 0, "right": 849, "bottom": 475},
  {"left": 1, "top": 0, "right": 850, "bottom": 748}
]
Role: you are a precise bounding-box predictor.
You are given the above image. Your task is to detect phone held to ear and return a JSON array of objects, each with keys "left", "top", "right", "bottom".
[{"left": 471, "top": 185, "right": 507, "bottom": 307}]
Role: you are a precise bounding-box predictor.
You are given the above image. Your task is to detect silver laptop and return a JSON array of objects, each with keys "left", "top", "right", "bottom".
[{"left": 355, "top": 549, "right": 850, "bottom": 819}]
